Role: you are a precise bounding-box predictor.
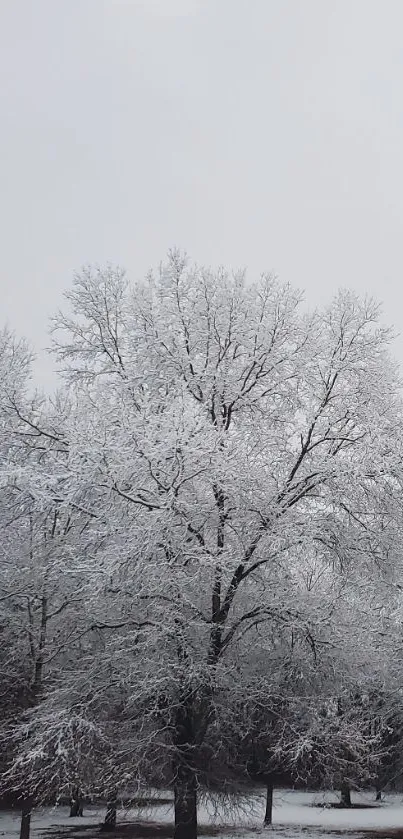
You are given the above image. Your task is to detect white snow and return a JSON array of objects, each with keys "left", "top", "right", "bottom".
[{"left": 1, "top": 789, "right": 403, "bottom": 837}]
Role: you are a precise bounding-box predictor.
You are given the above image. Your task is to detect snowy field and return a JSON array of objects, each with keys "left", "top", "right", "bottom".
[{"left": 2, "top": 790, "right": 403, "bottom": 839}]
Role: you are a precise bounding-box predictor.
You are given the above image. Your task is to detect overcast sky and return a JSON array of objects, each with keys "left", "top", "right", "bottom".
[{"left": 1, "top": 0, "right": 403, "bottom": 388}]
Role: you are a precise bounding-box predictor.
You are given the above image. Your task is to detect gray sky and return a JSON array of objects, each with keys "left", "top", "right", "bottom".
[{"left": 1, "top": 0, "right": 403, "bottom": 389}]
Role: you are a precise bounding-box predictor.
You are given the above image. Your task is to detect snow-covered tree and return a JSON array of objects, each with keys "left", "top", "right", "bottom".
[{"left": 2, "top": 253, "right": 403, "bottom": 839}]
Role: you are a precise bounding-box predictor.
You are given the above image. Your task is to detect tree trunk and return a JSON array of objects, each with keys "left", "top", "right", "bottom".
[
  {"left": 101, "top": 790, "right": 117, "bottom": 832},
  {"left": 264, "top": 781, "right": 274, "bottom": 826},
  {"left": 340, "top": 783, "right": 351, "bottom": 807},
  {"left": 70, "top": 786, "right": 84, "bottom": 817},
  {"left": 19, "top": 797, "right": 33, "bottom": 839},
  {"left": 32, "top": 595, "right": 48, "bottom": 693},
  {"left": 174, "top": 763, "right": 197, "bottom": 839}
]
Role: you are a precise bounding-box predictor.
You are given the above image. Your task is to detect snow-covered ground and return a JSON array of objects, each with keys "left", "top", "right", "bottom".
[{"left": 2, "top": 789, "right": 403, "bottom": 838}]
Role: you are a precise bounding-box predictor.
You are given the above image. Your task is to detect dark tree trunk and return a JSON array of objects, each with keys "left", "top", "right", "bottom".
[
  {"left": 174, "top": 762, "right": 197, "bottom": 839},
  {"left": 264, "top": 781, "right": 274, "bottom": 826},
  {"left": 340, "top": 783, "right": 351, "bottom": 807},
  {"left": 70, "top": 786, "right": 84, "bottom": 817},
  {"left": 100, "top": 790, "right": 117, "bottom": 832},
  {"left": 172, "top": 669, "right": 198, "bottom": 839},
  {"left": 32, "top": 595, "right": 48, "bottom": 693},
  {"left": 19, "top": 797, "right": 33, "bottom": 839}
]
